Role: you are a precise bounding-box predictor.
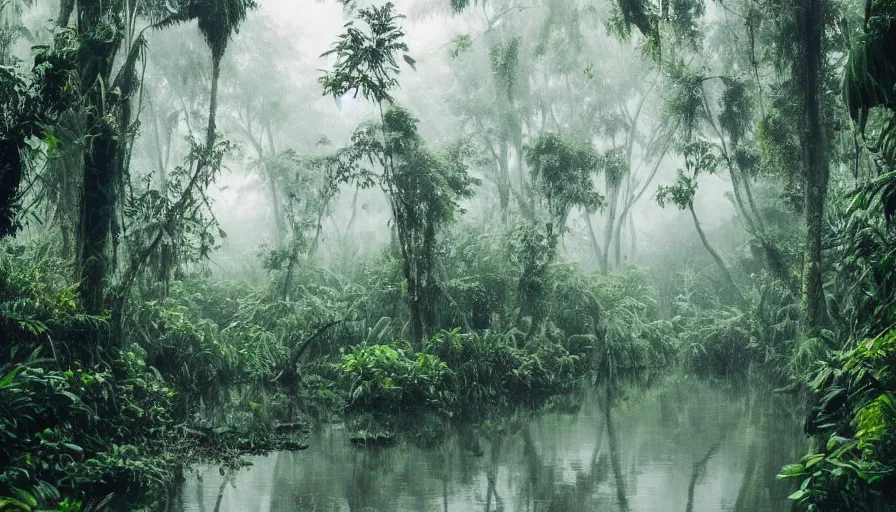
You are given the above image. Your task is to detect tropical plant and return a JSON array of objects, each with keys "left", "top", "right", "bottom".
[
  {"left": 778, "top": 329, "right": 896, "bottom": 511},
  {"left": 334, "top": 106, "right": 479, "bottom": 346}
]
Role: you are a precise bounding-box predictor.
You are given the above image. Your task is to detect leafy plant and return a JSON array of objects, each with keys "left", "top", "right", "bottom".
[
  {"left": 319, "top": 2, "right": 411, "bottom": 105},
  {"left": 778, "top": 329, "right": 896, "bottom": 511},
  {"left": 341, "top": 342, "right": 453, "bottom": 413}
]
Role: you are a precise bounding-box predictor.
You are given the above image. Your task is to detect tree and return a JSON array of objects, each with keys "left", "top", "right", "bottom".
[
  {"left": 524, "top": 131, "right": 604, "bottom": 233},
  {"left": 445, "top": 0, "right": 673, "bottom": 270},
  {"left": 657, "top": 140, "right": 747, "bottom": 307},
  {"left": 140, "top": 24, "right": 211, "bottom": 193},
  {"left": 159, "top": 0, "right": 257, "bottom": 148},
  {"left": 0, "top": 0, "right": 33, "bottom": 65},
  {"left": 345, "top": 108, "right": 479, "bottom": 346},
  {"left": 75, "top": 0, "right": 147, "bottom": 314},
  {"left": 221, "top": 13, "right": 303, "bottom": 247},
  {"left": 321, "top": 2, "right": 475, "bottom": 346},
  {"left": 69, "top": 0, "right": 252, "bottom": 316},
  {"left": 446, "top": 31, "right": 521, "bottom": 221},
  {"left": 796, "top": 0, "right": 830, "bottom": 338},
  {"left": 844, "top": 0, "right": 896, "bottom": 211},
  {"left": 261, "top": 143, "right": 362, "bottom": 297},
  {"left": 0, "top": 46, "right": 65, "bottom": 239},
  {"left": 661, "top": 61, "right": 797, "bottom": 289}
]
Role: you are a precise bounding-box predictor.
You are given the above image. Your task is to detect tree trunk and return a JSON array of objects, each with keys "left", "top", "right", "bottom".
[
  {"left": 265, "top": 122, "right": 287, "bottom": 247},
  {"left": 149, "top": 93, "right": 168, "bottom": 193},
  {"left": 408, "top": 278, "right": 425, "bottom": 347},
  {"left": 603, "top": 184, "right": 620, "bottom": 270},
  {"left": 78, "top": 138, "right": 118, "bottom": 315},
  {"left": 514, "top": 137, "right": 529, "bottom": 208},
  {"left": 243, "top": 122, "right": 285, "bottom": 248},
  {"left": 798, "top": 0, "right": 829, "bottom": 337},
  {"left": 689, "top": 204, "right": 746, "bottom": 308},
  {"left": 77, "top": 0, "right": 125, "bottom": 315},
  {"left": 584, "top": 210, "right": 604, "bottom": 271},
  {"left": 281, "top": 242, "right": 300, "bottom": 299},
  {"left": 612, "top": 209, "right": 625, "bottom": 267},
  {"left": 266, "top": 169, "right": 286, "bottom": 247},
  {"left": 58, "top": 0, "right": 75, "bottom": 26},
  {"left": 393, "top": 212, "right": 424, "bottom": 347},
  {"left": 207, "top": 56, "right": 221, "bottom": 149},
  {"left": 497, "top": 137, "right": 510, "bottom": 220},
  {"left": 307, "top": 205, "right": 326, "bottom": 258},
  {"left": 345, "top": 185, "right": 360, "bottom": 234}
]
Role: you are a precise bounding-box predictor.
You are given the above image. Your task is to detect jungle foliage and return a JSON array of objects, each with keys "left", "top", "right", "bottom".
[{"left": 0, "top": 0, "right": 895, "bottom": 509}]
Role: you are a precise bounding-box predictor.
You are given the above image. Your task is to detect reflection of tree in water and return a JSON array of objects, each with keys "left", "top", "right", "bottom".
[
  {"left": 606, "top": 380, "right": 630, "bottom": 512},
  {"left": 484, "top": 436, "right": 504, "bottom": 511},
  {"left": 520, "top": 420, "right": 610, "bottom": 511},
  {"left": 508, "top": 381, "right": 629, "bottom": 511},
  {"left": 731, "top": 387, "right": 806, "bottom": 512},
  {"left": 510, "top": 376, "right": 796, "bottom": 512},
  {"left": 192, "top": 377, "right": 805, "bottom": 512}
]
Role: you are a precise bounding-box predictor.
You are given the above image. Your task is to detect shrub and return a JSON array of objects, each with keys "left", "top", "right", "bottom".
[
  {"left": 0, "top": 348, "right": 181, "bottom": 510},
  {"left": 0, "top": 242, "right": 106, "bottom": 363},
  {"left": 340, "top": 343, "right": 454, "bottom": 413},
  {"left": 339, "top": 326, "right": 596, "bottom": 419},
  {"left": 592, "top": 268, "right": 677, "bottom": 371},
  {"left": 134, "top": 298, "right": 239, "bottom": 410}
]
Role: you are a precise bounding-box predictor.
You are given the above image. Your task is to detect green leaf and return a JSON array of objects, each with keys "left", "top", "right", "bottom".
[
  {"left": 778, "top": 464, "right": 806, "bottom": 478},
  {"left": 0, "top": 366, "right": 22, "bottom": 389},
  {"left": 60, "top": 391, "right": 80, "bottom": 403},
  {"left": 788, "top": 489, "right": 808, "bottom": 501},
  {"left": 62, "top": 443, "right": 83, "bottom": 454},
  {"left": 12, "top": 487, "right": 37, "bottom": 507},
  {"left": 804, "top": 454, "right": 825, "bottom": 468}
]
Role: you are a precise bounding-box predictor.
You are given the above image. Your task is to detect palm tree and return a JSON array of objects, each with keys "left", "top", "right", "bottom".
[
  {"left": 193, "top": 0, "right": 257, "bottom": 147},
  {"left": 157, "top": 0, "right": 256, "bottom": 147}
]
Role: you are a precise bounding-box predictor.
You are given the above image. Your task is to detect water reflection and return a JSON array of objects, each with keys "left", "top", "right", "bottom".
[{"left": 180, "top": 376, "right": 805, "bottom": 512}]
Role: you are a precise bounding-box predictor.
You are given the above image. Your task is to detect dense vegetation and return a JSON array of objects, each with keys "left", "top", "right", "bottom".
[{"left": 1, "top": 0, "right": 895, "bottom": 510}]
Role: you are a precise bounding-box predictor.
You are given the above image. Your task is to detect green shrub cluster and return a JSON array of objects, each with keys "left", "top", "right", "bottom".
[
  {"left": 340, "top": 328, "right": 593, "bottom": 418},
  {"left": 0, "top": 246, "right": 186, "bottom": 511},
  {"left": 341, "top": 342, "right": 453, "bottom": 413},
  {"left": 0, "top": 245, "right": 307, "bottom": 511}
]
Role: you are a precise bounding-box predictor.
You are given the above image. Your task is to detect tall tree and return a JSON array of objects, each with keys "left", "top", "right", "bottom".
[
  {"left": 321, "top": 3, "right": 479, "bottom": 344},
  {"left": 76, "top": 0, "right": 134, "bottom": 314},
  {"left": 160, "top": 0, "right": 257, "bottom": 148},
  {"left": 222, "top": 14, "right": 301, "bottom": 247},
  {"left": 657, "top": 140, "right": 747, "bottom": 308},
  {"left": 796, "top": 0, "right": 830, "bottom": 337},
  {"left": 194, "top": 0, "right": 257, "bottom": 148}
]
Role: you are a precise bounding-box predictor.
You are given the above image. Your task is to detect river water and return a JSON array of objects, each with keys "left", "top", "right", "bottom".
[{"left": 180, "top": 375, "right": 806, "bottom": 512}]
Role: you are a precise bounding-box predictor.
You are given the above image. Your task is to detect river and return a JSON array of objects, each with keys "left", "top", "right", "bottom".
[{"left": 179, "top": 375, "right": 806, "bottom": 511}]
